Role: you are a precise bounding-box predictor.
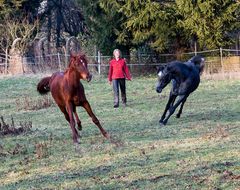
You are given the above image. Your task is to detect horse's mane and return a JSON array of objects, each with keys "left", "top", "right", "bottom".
[
  {"left": 186, "top": 55, "right": 205, "bottom": 75},
  {"left": 167, "top": 61, "right": 191, "bottom": 76}
]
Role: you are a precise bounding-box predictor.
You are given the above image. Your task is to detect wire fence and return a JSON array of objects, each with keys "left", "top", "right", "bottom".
[{"left": 0, "top": 48, "right": 240, "bottom": 76}]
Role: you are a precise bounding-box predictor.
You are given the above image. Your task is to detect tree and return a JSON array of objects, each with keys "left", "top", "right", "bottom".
[
  {"left": 0, "top": 0, "right": 41, "bottom": 20},
  {"left": 0, "top": 0, "right": 41, "bottom": 56},
  {"left": 0, "top": 0, "right": 25, "bottom": 17},
  {"left": 0, "top": 17, "right": 38, "bottom": 73},
  {"left": 175, "top": 0, "right": 240, "bottom": 49},
  {"left": 99, "top": 0, "right": 240, "bottom": 53},
  {"left": 0, "top": 17, "right": 38, "bottom": 55},
  {"left": 0, "top": 0, "right": 89, "bottom": 56},
  {"left": 100, "top": 0, "right": 187, "bottom": 53},
  {"left": 77, "top": 0, "right": 133, "bottom": 55},
  {"left": 39, "top": 0, "right": 87, "bottom": 50}
]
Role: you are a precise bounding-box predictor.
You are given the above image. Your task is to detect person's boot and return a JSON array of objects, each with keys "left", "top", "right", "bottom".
[
  {"left": 114, "top": 104, "right": 119, "bottom": 108},
  {"left": 114, "top": 96, "right": 119, "bottom": 108},
  {"left": 122, "top": 94, "right": 127, "bottom": 107}
]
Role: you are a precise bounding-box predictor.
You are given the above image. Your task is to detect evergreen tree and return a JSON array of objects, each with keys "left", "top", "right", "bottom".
[
  {"left": 77, "top": 0, "right": 132, "bottom": 55},
  {"left": 0, "top": 0, "right": 41, "bottom": 20},
  {"left": 100, "top": 0, "right": 186, "bottom": 53},
  {"left": 175, "top": 0, "right": 240, "bottom": 49},
  {"left": 100, "top": 0, "right": 240, "bottom": 52}
]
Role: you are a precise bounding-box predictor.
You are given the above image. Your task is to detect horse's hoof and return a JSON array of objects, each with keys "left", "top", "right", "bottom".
[
  {"left": 73, "top": 138, "right": 81, "bottom": 144},
  {"left": 77, "top": 123, "right": 82, "bottom": 131},
  {"left": 159, "top": 120, "right": 165, "bottom": 126},
  {"left": 104, "top": 133, "right": 110, "bottom": 140},
  {"left": 78, "top": 131, "right": 82, "bottom": 138},
  {"left": 176, "top": 114, "right": 180, "bottom": 118},
  {"left": 159, "top": 120, "right": 167, "bottom": 126},
  {"left": 74, "top": 143, "right": 82, "bottom": 154}
]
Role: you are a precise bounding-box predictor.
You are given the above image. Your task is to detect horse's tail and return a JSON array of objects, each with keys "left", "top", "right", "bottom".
[
  {"left": 199, "top": 60, "right": 205, "bottom": 75},
  {"left": 37, "top": 76, "right": 51, "bottom": 95}
]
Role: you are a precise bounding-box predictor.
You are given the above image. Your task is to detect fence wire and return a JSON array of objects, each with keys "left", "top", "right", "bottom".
[{"left": 0, "top": 49, "right": 240, "bottom": 76}]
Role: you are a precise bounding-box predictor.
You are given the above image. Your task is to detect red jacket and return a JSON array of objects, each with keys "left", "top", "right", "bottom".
[{"left": 108, "top": 58, "right": 131, "bottom": 81}]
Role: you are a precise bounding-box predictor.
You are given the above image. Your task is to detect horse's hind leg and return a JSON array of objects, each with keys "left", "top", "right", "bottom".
[
  {"left": 160, "top": 93, "right": 177, "bottom": 124},
  {"left": 176, "top": 98, "right": 187, "bottom": 118},
  {"left": 73, "top": 106, "right": 82, "bottom": 131},
  {"left": 58, "top": 105, "right": 70, "bottom": 122},
  {"left": 64, "top": 103, "right": 80, "bottom": 143},
  {"left": 82, "top": 100, "right": 109, "bottom": 139},
  {"left": 162, "top": 95, "right": 188, "bottom": 125}
]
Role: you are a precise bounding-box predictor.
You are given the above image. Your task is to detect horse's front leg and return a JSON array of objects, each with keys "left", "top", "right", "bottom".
[
  {"left": 66, "top": 102, "right": 80, "bottom": 143},
  {"left": 162, "top": 95, "right": 188, "bottom": 125},
  {"left": 73, "top": 106, "right": 82, "bottom": 131},
  {"left": 160, "top": 92, "right": 177, "bottom": 124},
  {"left": 82, "top": 100, "right": 109, "bottom": 139}
]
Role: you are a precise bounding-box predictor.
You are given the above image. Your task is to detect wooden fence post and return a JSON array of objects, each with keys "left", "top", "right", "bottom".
[
  {"left": 97, "top": 51, "right": 101, "bottom": 75},
  {"left": 58, "top": 53, "right": 61, "bottom": 71},
  {"left": 4, "top": 51, "right": 8, "bottom": 74},
  {"left": 220, "top": 47, "right": 223, "bottom": 72}
]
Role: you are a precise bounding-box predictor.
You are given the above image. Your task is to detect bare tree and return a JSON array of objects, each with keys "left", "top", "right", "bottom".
[
  {"left": 0, "top": 17, "right": 38, "bottom": 55},
  {"left": 38, "top": 0, "right": 87, "bottom": 50},
  {"left": 0, "top": 17, "right": 38, "bottom": 73}
]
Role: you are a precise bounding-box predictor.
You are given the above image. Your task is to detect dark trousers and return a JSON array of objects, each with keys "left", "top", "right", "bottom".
[{"left": 112, "top": 79, "right": 126, "bottom": 105}]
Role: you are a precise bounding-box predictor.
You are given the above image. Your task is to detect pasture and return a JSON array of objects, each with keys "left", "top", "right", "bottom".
[{"left": 0, "top": 75, "right": 239, "bottom": 189}]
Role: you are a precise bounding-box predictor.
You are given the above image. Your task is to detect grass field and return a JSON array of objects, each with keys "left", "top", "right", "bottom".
[{"left": 0, "top": 75, "right": 239, "bottom": 190}]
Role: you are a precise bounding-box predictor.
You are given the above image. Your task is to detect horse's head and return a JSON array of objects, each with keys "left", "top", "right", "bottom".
[
  {"left": 188, "top": 55, "right": 205, "bottom": 75},
  {"left": 156, "top": 65, "right": 172, "bottom": 93},
  {"left": 69, "top": 53, "right": 92, "bottom": 82}
]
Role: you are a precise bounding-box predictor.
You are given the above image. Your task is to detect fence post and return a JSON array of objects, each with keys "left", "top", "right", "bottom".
[
  {"left": 21, "top": 56, "right": 24, "bottom": 73},
  {"left": 57, "top": 53, "right": 62, "bottom": 71},
  {"left": 4, "top": 51, "right": 8, "bottom": 74},
  {"left": 65, "top": 52, "right": 68, "bottom": 67},
  {"left": 194, "top": 41, "right": 197, "bottom": 55},
  {"left": 220, "top": 47, "right": 223, "bottom": 72},
  {"left": 97, "top": 50, "right": 101, "bottom": 75}
]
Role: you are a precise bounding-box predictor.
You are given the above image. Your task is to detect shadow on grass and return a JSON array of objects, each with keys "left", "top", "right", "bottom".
[
  {"left": 1, "top": 143, "right": 239, "bottom": 190},
  {"left": 125, "top": 161, "right": 240, "bottom": 189},
  {"left": 0, "top": 165, "right": 113, "bottom": 190},
  {"left": 185, "top": 108, "right": 240, "bottom": 123}
]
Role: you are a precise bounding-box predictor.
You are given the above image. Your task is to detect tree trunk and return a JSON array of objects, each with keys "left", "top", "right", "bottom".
[{"left": 56, "top": 0, "right": 63, "bottom": 49}]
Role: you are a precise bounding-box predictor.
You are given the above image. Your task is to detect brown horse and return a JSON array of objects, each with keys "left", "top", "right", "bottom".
[{"left": 37, "top": 53, "right": 109, "bottom": 144}]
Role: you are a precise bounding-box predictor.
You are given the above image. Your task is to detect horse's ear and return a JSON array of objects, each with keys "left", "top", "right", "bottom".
[
  {"left": 68, "top": 51, "right": 77, "bottom": 67},
  {"left": 189, "top": 55, "right": 203, "bottom": 65},
  {"left": 70, "top": 50, "right": 78, "bottom": 59},
  {"left": 79, "top": 52, "right": 87, "bottom": 59},
  {"left": 199, "top": 58, "right": 205, "bottom": 75},
  {"left": 156, "top": 65, "right": 165, "bottom": 73}
]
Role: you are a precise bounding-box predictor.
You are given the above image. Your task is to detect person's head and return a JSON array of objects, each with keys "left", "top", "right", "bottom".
[{"left": 113, "top": 49, "right": 121, "bottom": 59}]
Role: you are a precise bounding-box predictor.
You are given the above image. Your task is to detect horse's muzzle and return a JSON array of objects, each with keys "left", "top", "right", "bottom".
[
  {"left": 156, "top": 87, "right": 162, "bottom": 93},
  {"left": 87, "top": 74, "right": 92, "bottom": 82}
]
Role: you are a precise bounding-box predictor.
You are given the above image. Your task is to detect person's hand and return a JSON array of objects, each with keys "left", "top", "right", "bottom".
[{"left": 109, "top": 81, "right": 112, "bottom": 85}]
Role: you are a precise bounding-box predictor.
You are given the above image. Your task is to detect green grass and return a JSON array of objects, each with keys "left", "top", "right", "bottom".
[{"left": 0, "top": 74, "right": 239, "bottom": 190}]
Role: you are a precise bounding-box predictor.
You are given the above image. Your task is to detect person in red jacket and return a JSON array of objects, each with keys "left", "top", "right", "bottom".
[{"left": 108, "top": 49, "right": 131, "bottom": 108}]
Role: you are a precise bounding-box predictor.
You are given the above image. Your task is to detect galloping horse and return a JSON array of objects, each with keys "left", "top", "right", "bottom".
[
  {"left": 156, "top": 55, "right": 205, "bottom": 125},
  {"left": 37, "top": 53, "right": 109, "bottom": 143}
]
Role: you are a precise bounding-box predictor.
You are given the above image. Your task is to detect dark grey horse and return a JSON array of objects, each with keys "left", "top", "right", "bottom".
[{"left": 156, "top": 55, "right": 205, "bottom": 125}]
